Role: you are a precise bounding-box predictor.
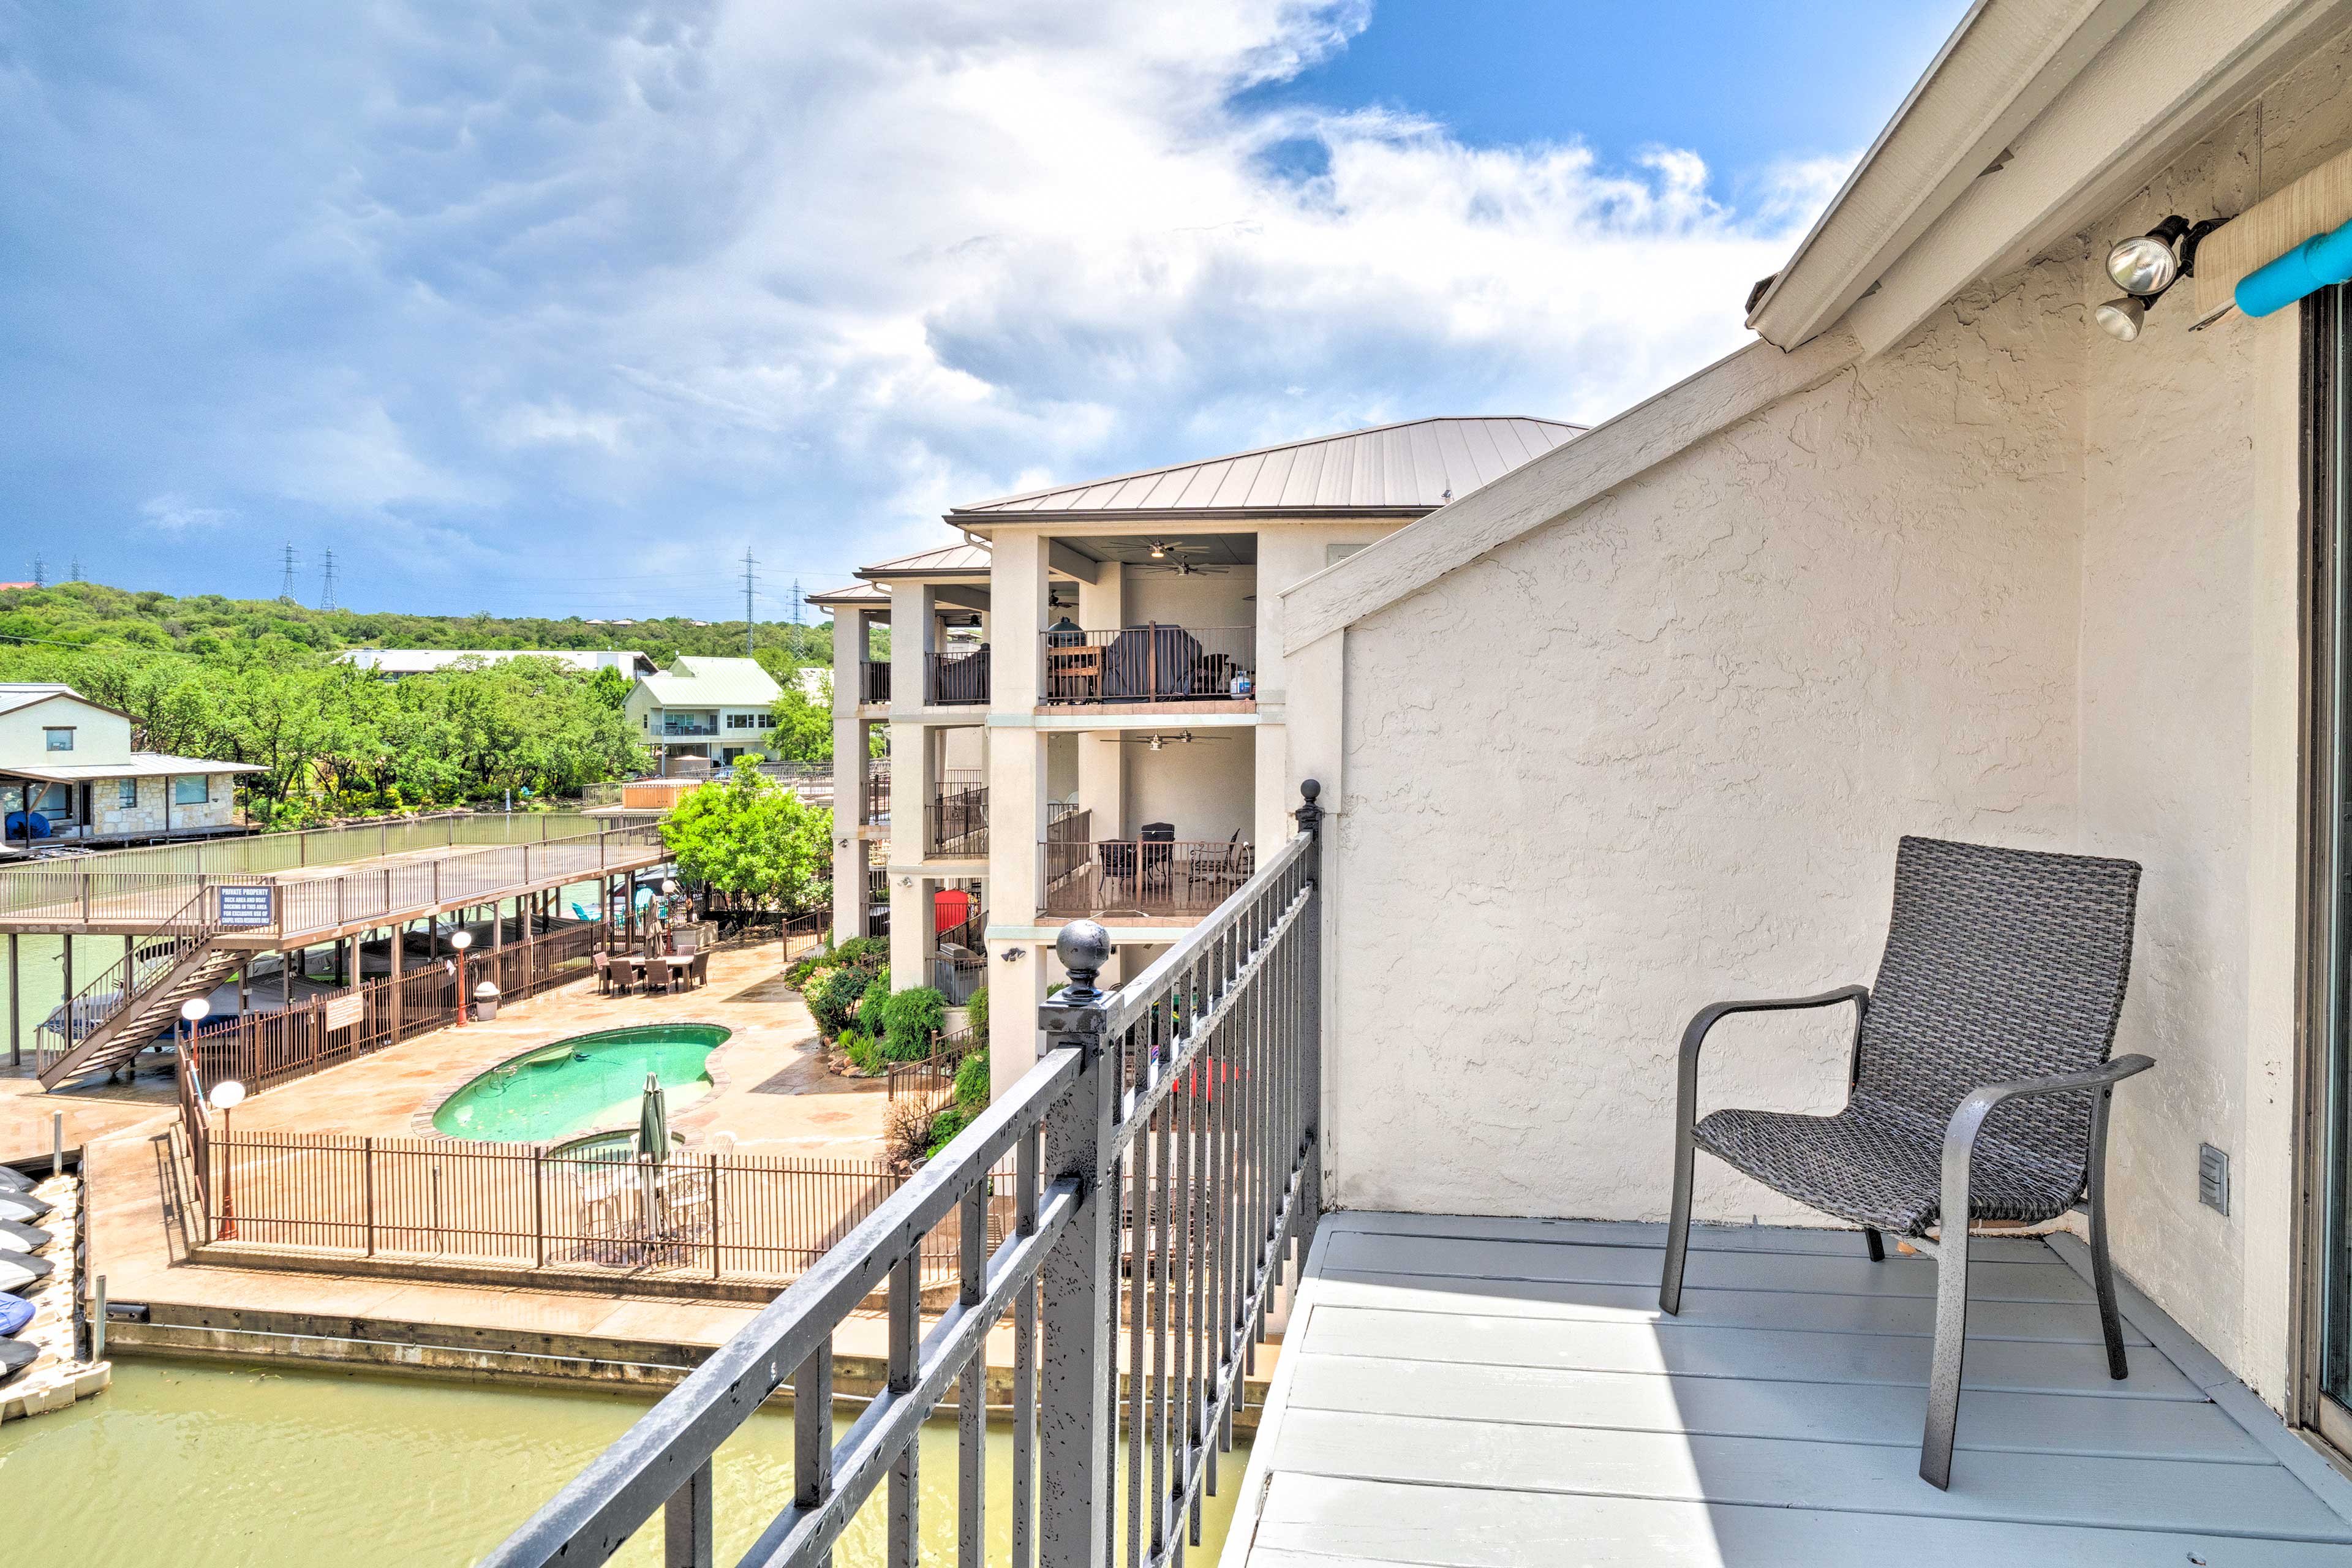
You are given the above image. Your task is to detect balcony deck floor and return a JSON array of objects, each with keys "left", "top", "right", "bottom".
[{"left": 1227, "top": 1212, "right": 2352, "bottom": 1567}]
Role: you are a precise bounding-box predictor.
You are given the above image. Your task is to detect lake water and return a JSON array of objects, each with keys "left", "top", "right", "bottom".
[{"left": 0, "top": 1359, "right": 1249, "bottom": 1564}]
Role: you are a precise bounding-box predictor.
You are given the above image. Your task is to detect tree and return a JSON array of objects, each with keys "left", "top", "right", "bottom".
[
  {"left": 659, "top": 756, "right": 833, "bottom": 912},
  {"left": 767, "top": 672, "right": 834, "bottom": 764}
]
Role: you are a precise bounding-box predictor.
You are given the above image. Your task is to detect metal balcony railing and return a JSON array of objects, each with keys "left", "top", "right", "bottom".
[
  {"left": 483, "top": 785, "right": 1325, "bottom": 1568},
  {"left": 927, "top": 784, "right": 988, "bottom": 858},
  {"left": 1041, "top": 625, "right": 1255, "bottom": 704},
  {"left": 1041, "top": 837, "right": 1255, "bottom": 919},
  {"left": 860, "top": 660, "right": 892, "bottom": 704},
  {"left": 659, "top": 718, "right": 720, "bottom": 738},
  {"left": 927, "top": 646, "right": 990, "bottom": 706}
]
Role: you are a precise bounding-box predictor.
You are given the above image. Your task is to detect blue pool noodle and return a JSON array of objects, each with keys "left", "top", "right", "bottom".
[{"left": 2237, "top": 217, "right": 2352, "bottom": 317}]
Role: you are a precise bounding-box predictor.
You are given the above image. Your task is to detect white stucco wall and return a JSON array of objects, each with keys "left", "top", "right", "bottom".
[
  {"left": 1330, "top": 257, "right": 2089, "bottom": 1223},
  {"left": 2073, "top": 29, "right": 2352, "bottom": 1405},
  {"left": 1323, "top": 31, "right": 2352, "bottom": 1413}
]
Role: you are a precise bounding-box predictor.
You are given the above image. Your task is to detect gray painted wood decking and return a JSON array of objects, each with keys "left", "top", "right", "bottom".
[{"left": 1225, "top": 1212, "right": 2352, "bottom": 1567}]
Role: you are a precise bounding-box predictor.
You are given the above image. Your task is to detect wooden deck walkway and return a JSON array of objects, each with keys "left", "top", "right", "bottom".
[{"left": 1226, "top": 1212, "right": 2352, "bottom": 1567}]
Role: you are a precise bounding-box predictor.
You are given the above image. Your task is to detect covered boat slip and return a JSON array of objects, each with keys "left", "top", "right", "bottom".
[
  {"left": 1227, "top": 1212, "right": 2352, "bottom": 1568},
  {"left": 0, "top": 814, "right": 669, "bottom": 944}
]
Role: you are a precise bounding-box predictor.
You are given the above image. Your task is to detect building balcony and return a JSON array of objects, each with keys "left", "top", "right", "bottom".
[
  {"left": 1039, "top": 832, "right": 1253, "bottom": 919},
  {"left": 859, "top": 659, "right": 891, "bottom": 704},
  {"left": 1040, "top": 624, "right": 1255, "bottom": 707},
  {"left": 927, "top": 783, "right": 988, "bottom": 858},
  {"left": 927, "top": 646, "right": 990, "bottom": 706},
  {"left": 657, "top": 718, "right": 718, "bottom": 739}
]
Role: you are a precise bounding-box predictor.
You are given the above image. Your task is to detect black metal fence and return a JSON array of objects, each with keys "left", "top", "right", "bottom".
[{"left": 483, "top": 784, "right": 1325, "bottom": 1568}]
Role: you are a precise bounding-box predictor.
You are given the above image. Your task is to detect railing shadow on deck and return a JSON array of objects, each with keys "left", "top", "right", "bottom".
[{"left": 479, "top": 782, "right": 1328, "bottom": 1568}]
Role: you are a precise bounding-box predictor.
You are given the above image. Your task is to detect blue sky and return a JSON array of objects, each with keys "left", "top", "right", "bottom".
[{"left": 1, "top": 1, "right": 1971, "bottom": 620}]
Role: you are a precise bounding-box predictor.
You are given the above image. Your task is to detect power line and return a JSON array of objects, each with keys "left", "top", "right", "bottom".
[
  {"left": 278, "top": 543, "right": 299, "bottom": 602},
  {"left": 318, "top": 548, "right": 339, "bottom": 612}
]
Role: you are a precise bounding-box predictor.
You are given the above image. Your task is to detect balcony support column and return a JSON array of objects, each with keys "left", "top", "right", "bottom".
[{"left": 831, "top": 603, "right": 872, "bottom": 943}]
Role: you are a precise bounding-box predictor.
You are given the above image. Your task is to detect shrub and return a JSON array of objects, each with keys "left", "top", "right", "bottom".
[
  {"left": 833, "top": 935, "right": 888, "bottom": 968},
  {"left": 886, "top": 1098, "right": 935, "bottom": 1168},
  {"left": 858, "top": 966, "right": 893, "bottom": 1033},
  {"left": 807, "top": 964, "right": 870, "bottom": 1039},
  {"left": 843, "top": 1030, "right": 883, "bottom": 1075},
  {"left": 924, "top": 1106, "right": 974, "bottom": 1158},
  {"left": 880, "top": 985, "right": 946, "bottom": 1062},
  {"left": 952, "top": 1049, "right": 990, "bottom": 1109},
  {"left": 965, "top": 986, "right": 988, "bottom": 1038}
]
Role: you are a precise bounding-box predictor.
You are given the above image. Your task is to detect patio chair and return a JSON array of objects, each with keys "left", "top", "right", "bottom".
[{"left": 1657, "top": 835, "right": 2151, "bottom": 1490}]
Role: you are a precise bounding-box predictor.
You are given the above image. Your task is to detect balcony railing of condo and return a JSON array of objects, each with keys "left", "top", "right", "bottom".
[
  {"left": 859, "top": 658, "right": 892, "bottom": 704},
  {"left": 928, "top": 784, "right": 988, "bottom": 858},
  {"left": 658, "top": 715, "right": 720, "bottom": 738},
  {"left": 925, "top": 646, "right": 991, "bottom": 706},
  {"left": 1040, "top": 834, "right": 1254, "bottom": 919},
  {"left": 481, "top": 786, "right": 1324, "bottom": 1568},
  {"left": 1040, "top": 624, "right": 1255, "bottom": 704}
]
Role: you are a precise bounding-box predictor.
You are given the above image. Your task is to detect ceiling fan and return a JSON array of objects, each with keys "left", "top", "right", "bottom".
[
  {"left": 1143, "top": 539, "right": 1210, "bottom": 560},
  {"left": 1131, "top": 560, "right": 1229, "bottom": 576},
  {"left": 1096, "top": 731, "right": 1233, "bottom": 750}
]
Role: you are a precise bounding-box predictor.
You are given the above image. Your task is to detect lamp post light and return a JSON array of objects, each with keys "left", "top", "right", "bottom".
[
  {"left": 179, "top": 995, "right": 211, "bottom": 1085},
  {"left": 211, "top": 1078, "right": 246, "bottom": 1239},
  {"left": 449, "top": 929, "right": 473, "bottom": 1028}
]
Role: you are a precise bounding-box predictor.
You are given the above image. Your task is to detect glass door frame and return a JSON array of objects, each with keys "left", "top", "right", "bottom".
[{"left": 2298, "top": 279, "right": 2352, "bottom": 1455}]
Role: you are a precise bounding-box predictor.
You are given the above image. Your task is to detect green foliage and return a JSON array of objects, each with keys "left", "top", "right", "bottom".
[
  {"left": 953, "top": 1049, "right": 990, "bottom": 1109},
  {"left": 0, "top": 612, "right": 647, "bottom": 826},
  {"left": 842, "top": 1030, "right": 883, "bottom": 1075},
  {"left": 807, "top": 964, "right": 872, "bottom": 1039},
  {"left": 878, "top": 984, "right": 946, "bottom": 1062},
  {"left": 0, "top": 579, "right": 833, "bottom": 669},
  {"left": 923, "top": 1106, "right": 975, "bottom": 1158},
  {"left": 660, "top": 758, "right": 833, "bottom": 913},
  {"left": 767, "top": 673, "right": 834, "bottom": 765},
  {"left": 965, "top": 986, "right": 988, "bottom": 1038},
  {"left": 785, "top": 934, "right": 888, "bottom": 991},
  {"left": 858, "top": 967, "right": 894, "bottom": 1033}
]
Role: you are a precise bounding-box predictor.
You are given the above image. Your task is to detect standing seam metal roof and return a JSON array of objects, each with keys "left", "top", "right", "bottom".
[{"left": 949, "top": 417, "right": 1583, "bottom": 518}]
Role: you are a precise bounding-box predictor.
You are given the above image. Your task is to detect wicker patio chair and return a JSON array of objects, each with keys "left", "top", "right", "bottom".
[{"left": 1658, "top": 835, "right": 2152, "bottom": 1490}]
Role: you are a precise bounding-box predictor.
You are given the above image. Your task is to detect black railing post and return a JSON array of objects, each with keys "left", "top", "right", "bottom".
[
  {"left": 1036, "top": 919, "right": 1116, "bottom": 1568},
  {"left": 1293, "top": 780, "right": 1325, "bottom": 1235}
]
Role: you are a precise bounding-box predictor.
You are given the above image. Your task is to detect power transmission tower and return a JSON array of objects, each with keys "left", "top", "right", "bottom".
[
  {"left": 318, "top": 548, "right": 338, "bottom": 612},
  {"left": 31, "top": 556, "right": 46, "bottom": 589},
  {"left": 278, "top": 543, "right": 299, "bottom": 601},
  {"left": 742, "top": 547, "right": 757, "bottom": 658},
  {"left": 68, "top": 556, "right": 82, "bottom": 583}
]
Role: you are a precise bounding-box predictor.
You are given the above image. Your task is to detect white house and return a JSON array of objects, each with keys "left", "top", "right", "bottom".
[
  {"left": 620, "top": 655, "right": 783, "bottom": 769},
  {"left": 0, "top": 684, "right": 257, "bottom": 849},
  {"left": 337, "top": 647, "right": 655, "bottom": 679}
]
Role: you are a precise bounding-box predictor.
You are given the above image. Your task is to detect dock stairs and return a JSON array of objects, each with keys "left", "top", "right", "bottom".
[{"left": 35, "top": 890, "right": 233, "bottom": 1088}]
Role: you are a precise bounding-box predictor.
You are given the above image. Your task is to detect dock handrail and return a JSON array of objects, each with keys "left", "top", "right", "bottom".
[
  {"left": 35, "top": 884, "right": 219, "bottom": 1075},
  {"left": 0, "top": 818, "right": 669, "bottom": 938},
  {"left": 482, "top": 783, "right": 1325, "bottom": 1568}
]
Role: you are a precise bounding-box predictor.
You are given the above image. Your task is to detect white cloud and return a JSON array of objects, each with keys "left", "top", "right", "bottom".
[
  {"left": 139, "top": 494, "right": 236, "bottom": 531},
  {"left": 6, "top": 1, "right": 1852, "bottom": 609}
]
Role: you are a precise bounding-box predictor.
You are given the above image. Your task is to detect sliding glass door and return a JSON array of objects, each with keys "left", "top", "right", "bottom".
[{"left": 2309, "top": 280, "right": 2352, "bottom": 1450}]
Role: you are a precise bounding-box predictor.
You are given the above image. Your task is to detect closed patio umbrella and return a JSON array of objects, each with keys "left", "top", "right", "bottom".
[{"left": 636, "top": 1071, "right": 669, "bottom": 1233}]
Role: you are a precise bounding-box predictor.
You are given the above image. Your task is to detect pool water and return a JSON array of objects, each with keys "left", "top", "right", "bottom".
[
  {"left": 431, "top": 1024, "right": 729, "bottom": 1143},
  {"left": 0, "top": 1359, "right": 1248, "bottom": 1565}
]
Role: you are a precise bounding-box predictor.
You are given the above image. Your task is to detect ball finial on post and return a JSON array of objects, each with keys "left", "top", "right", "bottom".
[
  {"left": 1295, "top": 777, "right": 1325, "bottom": 833},
  {"left": 1054, "top": 919, "right": 1113, "bottom": 1005}
]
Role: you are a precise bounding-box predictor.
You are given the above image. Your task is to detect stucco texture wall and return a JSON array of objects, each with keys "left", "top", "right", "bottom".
[
  {"left": 2074, "top": 29, "right": 2352, "bottom": 1399},
  {"left": 1331, "top": 258, "right": 2088, "bottom": 1224}
]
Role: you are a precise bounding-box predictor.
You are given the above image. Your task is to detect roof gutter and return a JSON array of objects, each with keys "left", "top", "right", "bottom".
[{"left": 1746, "top": 0, "right": 2147, "bottom": 350}]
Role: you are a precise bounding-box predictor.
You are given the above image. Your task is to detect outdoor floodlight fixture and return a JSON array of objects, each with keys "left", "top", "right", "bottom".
[
  {"left": 2097, "top": 213, "right": 2219, "bottom": 344},
  {"left": 2094, "top": 295, "right": 2147, "bottom": 342},
  {"left": 211, "top": 1079, "right": 247, "bottom": 1110},
  {"left": 180, "top": 997, "right": 211, "bottom": 1022}
]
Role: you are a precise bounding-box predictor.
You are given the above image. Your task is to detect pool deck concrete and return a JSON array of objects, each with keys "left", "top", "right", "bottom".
[{"left": 0, "top": 943, "right": 916, "bottom": 1379}]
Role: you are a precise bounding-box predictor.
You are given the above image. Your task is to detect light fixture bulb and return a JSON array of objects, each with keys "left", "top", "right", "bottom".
[
  {"left": 1149, "top": 543, "right": 1165, "bottom": 559},
  {"left": 2106, "top": 235, "right": 2177, "bottom": 296},
  {"left": 2094, "top": 296, "right": 2146, "bottom": 342}
]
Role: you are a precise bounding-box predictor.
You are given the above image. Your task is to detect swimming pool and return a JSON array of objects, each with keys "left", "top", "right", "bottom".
[{"left": 431, "top": 1023, "right": 729, "bottom": 1143}]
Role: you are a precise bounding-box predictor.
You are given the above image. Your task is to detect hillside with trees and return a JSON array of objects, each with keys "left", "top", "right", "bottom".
[{"left": 0, "top": 582, "right": 850, "bottom": 827}]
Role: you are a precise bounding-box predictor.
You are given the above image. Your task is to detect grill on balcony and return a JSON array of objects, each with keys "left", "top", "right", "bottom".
[{"left": 1041, "top": 624, "right": 1254, "bottom": 704}]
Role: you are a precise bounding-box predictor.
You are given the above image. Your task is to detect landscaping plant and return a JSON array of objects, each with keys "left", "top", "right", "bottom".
[
  {"left": 952, "top": 1048, "right": 989, "bottom": 1109},
  {"left": 878, "top": 984, "right": 946, "bottom": 1063},
  {"left": 807, "top": 963, "right": 872, "bottom": 1039}
]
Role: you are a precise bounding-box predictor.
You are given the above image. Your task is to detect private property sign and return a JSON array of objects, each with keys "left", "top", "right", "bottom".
[
  {"left": 216, "top": 884, "right": 273, "bottom": 928},
  {"left": 324, "top": 993, "right": 364, "bottom": 1033}
]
